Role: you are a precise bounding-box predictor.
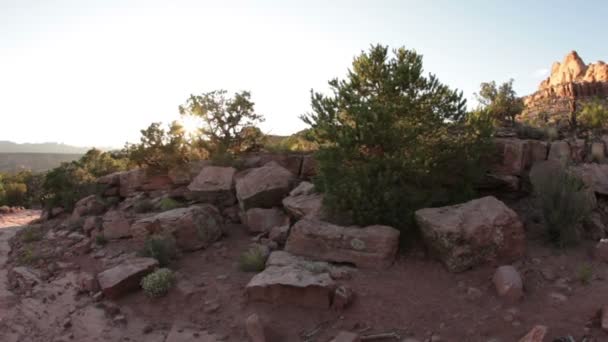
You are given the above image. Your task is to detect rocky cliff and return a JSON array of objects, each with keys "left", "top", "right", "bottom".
[{"left": 521, "top": 51, "right": 608, "bottom": 125}]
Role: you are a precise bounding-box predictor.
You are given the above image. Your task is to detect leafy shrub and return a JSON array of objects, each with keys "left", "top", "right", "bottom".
[
  {"left": 530, "top": 162, "right": 593, "bottom": 247},
  {"left": 238, "top": 246, "right": 268, "bottom": 272},
  {"left": 21, "top": 226, "right": 43, "bottom": 242},
  {"left": 301, "top": 44, "right": 493, "bottom": 233},
  {"left": 124, "top": 121, "right": 201, "bottom": 172},
  {"left": 578, "top": 100, "right": 608, "bottom": 134},
  {"left": 179, "top": 90, "right": 265, "bottom": 156},
  {"left": 158, "top": 198, "right": 182, "bottom": 212},
  {"left": 578, "top": 264, "right": 593, "bottom": 285},
  {"left": 475, "top": 79, "right": 524, "bottom": 124},
  {"left": 139, "top": 235, "right": 177, "bottom": 267},
  {"left": 140, "top": 268, "right": 175, "bottom": 297},
  {"left": 514, "top": 123, "right": 547, "bottom": 140},
  {"left": 95, "top": 234, "right": 108, "bottom": 246}
]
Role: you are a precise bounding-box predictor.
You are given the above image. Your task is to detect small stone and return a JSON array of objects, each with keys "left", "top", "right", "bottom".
[
  {"left": 332, "top": 285, "right": 355, "bottom": 311},
  {"left": 549, "top": 292, "right": 568, "bottom": 304},
  {"left": 245, "top": 314, "right": 266, "bottom": 342},
  {"left": 466, "top": 287, "right": 483, "bottom": 300},
  {"left": 493, "top": 265, "right": 523, "bottom": 302},
  {"left": 113, "top": 315, "right": 127, "bottom": 325}
]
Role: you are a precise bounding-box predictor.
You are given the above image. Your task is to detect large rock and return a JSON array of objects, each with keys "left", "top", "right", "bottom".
[
  {"left": 285, "top": 219, "right": 400, "bottom": 269},
  {"left": 282, "top": 182, "right": 325, "bottom": 220},
  {"left": 130, "top": 205, "right": 223, "bottom": 251},
  {"left": 119, "top": 169, "right": 147, "bottom": 197},
  {"left": 101, "top": 210, "right": 133, "bottom": 240},
  {"left": 243, "top": 208, "right": 289, "bottom": 234},
  {"left": 527, "top": 140, "right": 548, "bottom": 165},
  {"left": 96, "top": 257, "right": 158, "bottom": 299},
  {"left": 235, "top": 162, "right": 294, "bottom": 210},
  {"left": 187, "top": 166, "right": 236, "bottom": 206},
  {"left": 548, "top": 141, "right": 571, "bottom": 165},
  {"left": 246, "top": 251, "right": 336, "bottom": 309},
  {"left": 415, "top": 196, "right": 525, "bottom": 272},
  {"left": 492, "top": 138, "right": 529, "bottom": 176},
  {"left": 571, "top": 163, "right": 608, "bottom": 195},
  {"left": 72, "top": 195, "right": 106, "bottom": 219}
]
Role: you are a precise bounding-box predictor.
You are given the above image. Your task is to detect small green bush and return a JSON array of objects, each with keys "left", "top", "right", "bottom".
[
  {"left": 578, "top": 100, "right": 608, "bottom": 133},
  {"left": 578, "top": 264, "right": 593, "bottom": 285},
  {"left": 139, "top": 235, "right": 177, "bottom": 267},
  {"left": 158, "top": 198, "right": 182, "bottom": 212},
  {"left": 140, "top": 268, "right": 175, "bottom": 297},
  {"left": 238, "top": 246, "right": 268, "bottom": 272},
  {"left": 21, "top": 226, "right": 43, "bottom": 243},
  {"left": 95, "top": 234, "right": 108, "bottom": 246},
  {"left": 530, "top": 162, "right": 593, "bottom": 247}
]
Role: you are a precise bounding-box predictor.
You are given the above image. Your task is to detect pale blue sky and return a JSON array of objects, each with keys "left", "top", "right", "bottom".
[{"left": 1, "top": 0, "right": 607, "bottom": 147}]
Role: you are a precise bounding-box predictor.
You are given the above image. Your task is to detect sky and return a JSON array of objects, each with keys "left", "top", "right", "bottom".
[{"left": 1, "top": 0, "right": 608, "bottom": 148}]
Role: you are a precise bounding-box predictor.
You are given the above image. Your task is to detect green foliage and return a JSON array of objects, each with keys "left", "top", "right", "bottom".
[
  {"left": 264, "top": 130, "right": 319, "bottom": 152},
  {"left": 139, "top": 235, "right": 177, "bottom": 267},
  {"left": 301, "top": 44, "right": 493, "bottom": 231},
  {"left": 95, "top": 234, "right": 108, "bottom": 246},
  {"left": 141, "top": 268, "right": 175, "bottom": 297},
  {"left": 0, "top": 170, "right": 46, "bottom": 208},
  {"left": 133, "top": 199, "right": 155, "bottom": 213},
  {"left": 158, "top": 198, "right": 182, "bottom": 212},
  {"left": 530, "top": 162, "right": 593, "bottom": 247},
  {"left": 42, "top": 149, "right": 128, "bottom": 210},
  {"left": 124, "top": 121, "right": 200, "bottom": 172},
  {"left": 21, "top": 225, "right": 43, "bottom": 243},
  {"left": 578, "top": 264, "right": 593, "bottom": 285},
  {"left": 514, "top": 122, "right": 547, "bottom": 140},
  {"left": 578, "top": 100, "right": 608, "bottom": 133},
  {"left": 475, "top": 79, "right": 524, "bottom": 124},
  {"left": 238, "top": 246, "right": 267, "bottom": 272},
  {"left": 179, "top": 90, "right": 265, "bottom": 156}
]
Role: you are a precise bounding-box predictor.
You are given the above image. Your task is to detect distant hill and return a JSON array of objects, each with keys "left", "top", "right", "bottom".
[
  {"left": 0, "top": 153, "right": 82, "bottom": 173},
  {"left": 0, "top": 141, "right": 101, "bottom": 154}
]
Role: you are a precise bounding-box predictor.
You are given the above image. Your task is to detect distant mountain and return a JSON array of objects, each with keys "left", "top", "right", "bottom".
[
  {"left": 0, "top": 141, "right": 104, "bottom": 154},
  {"left": 0, "top": 153, "right": 82, "bottom": 173}
]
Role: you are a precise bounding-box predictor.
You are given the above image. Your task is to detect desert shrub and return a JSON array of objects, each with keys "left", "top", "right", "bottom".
[
  {"left": 578, "top": 264, "right": 593, "bottom": 285},
  {"left": 42, "top": 149, "right": 128, "bottom": 210},
  {"left": 124, "top": 121, "right": 201, "bottom": 172},
  {"left": 475, "top": 79, "right": 524, "bottom": 124},
  {"left": 158, "top": 198, "right": 182, "bottom": 212},
  {"left": 238, "top": 246, "right": 268, "bottom": 272},
  {"left": 578, "top": 100, "right": 608, "bottom": 134},
  {"left": 140, "top": 268, "right": 175, "bottom": 297},
  {"left": 21, "top": 225, "right": 43, "bottom": 242},
  {"left": 302, "top": 44, "right": 493, "bottom": 233},
  {"left": 514, "top": 122, "right": 547, "bottom": 140},
  {"left": 18, "top": 246, "right": 39, "bottom": 265},
  {"left": 264, "top": 130, "right": 319, "bottom": 152},
  {"left": 179, "top": 90, "right": 265, "bottom": 156},
  {"left": 0, "top": 171, "right": 46, "bottom": 208},
  {"left": 95, "top": 234, "right": 108, "bottom": 246},
  {"left": 530, "top": 162, "right": 593, "bottom": 247},
  {"left": 139, "top": 235, "right": 177, "bottom": 266},
  {"left": 3, "top": 182, "right": 27, "bottom": 207}
]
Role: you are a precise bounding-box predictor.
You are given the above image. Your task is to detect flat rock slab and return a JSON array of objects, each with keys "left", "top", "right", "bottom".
[
  {"left": 415, "top": 196, "right": 525, "bottom": 272},
  {"left": 97, "top": 257, "right": 158, "bottom": 299},
  {"left": 235, "top": 162, "right": 294, "bottom": 210},
  {"left": 246, "top": 251, "right": 336, "bottom": 309},
  {"left": 243, "top": 207, "right": 289, "bottom": 233},
  {"left": 285, "top": 219, "right": 400, "bottom": 269}
]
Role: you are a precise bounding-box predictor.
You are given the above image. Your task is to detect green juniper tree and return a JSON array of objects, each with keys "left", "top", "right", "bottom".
[{"left": 302, "top": 44, "right": 493, "bottom": 232}]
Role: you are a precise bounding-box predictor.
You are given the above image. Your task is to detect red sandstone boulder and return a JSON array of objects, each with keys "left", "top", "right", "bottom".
[
  {"left": 235, "top": 162, "right": 294, "bottom": 210},
  {"left": 492, "top": 138, "right": 529, "bottom": 176},
  {"left": 548, "top": 141, "right": 571, "bottom": 165},
  {"left": 282, "top": 181, "right": 325, "bottom": 220},
  {"left": 246, "top": 251, "right": 336, "bottom": 309},
  {"left": 72, "top": 195, "right": 106, "bottom": 219},
  {"left": 571, "top": 163, "right": 608, "bottom": 196},
  {"left": 101, "top": 210, "right": 133, "bottom": 240},
  {"left": 187, "top": 166, "right": 236, "bottom": 206},
  {"left": 130, "top": 205, "right": 223, "bottom": 251},
  {"left": 96, "top": 257, "right": 158, "bottom": 299},
  {"left": 415, "top": 196, "right": 525, "bottom": 272},
  {"left": 242, "top": 207, "right": 289, "bottom": 234},
  {"left": 119, "top": 169, "right": 147, "bottom": 197},
  {"left": 285, "top": 219, "right": 400, "bottom": 269}
]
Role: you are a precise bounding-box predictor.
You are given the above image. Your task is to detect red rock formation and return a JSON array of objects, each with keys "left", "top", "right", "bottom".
[{"left": 521, "top": 51, "right": 608, "bottom": 125}]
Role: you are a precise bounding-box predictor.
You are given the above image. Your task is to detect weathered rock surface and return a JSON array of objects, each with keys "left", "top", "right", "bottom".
[
  {"left": 282, "top": 192, "right": 324, "bottom": 220},
  {"left": 331, "top": 331, "right": 360, "bottom": 342},
  {"left": 245, "top": 313, "right": 266, "bottom": 342},
  {"left": 595, "top": 239, "right": 608, "bottom": 263},
  {"left": 285, "top": 219, "right": 400, "bottom": 269},
  {"left": 246, "top": 251, "right": 336, "bottom": 309},
  {"left": 415, "top": 196, "right": 525, "bottom": 272},
  {"left": 130, "top": 205, "right": 223, "bottom": 251},
  {"left": 101, "top": 210, "right": 133, "bottom": 240},
  {"left": 242, "top": 207, "right": 289, "bottom": 234},
  {"left": 235, "top": 162, "right": 294, "bottom": 210},
  {"left": 571, "top": 163, "right": 608, "bottom": 195},
  {"left": 492, "top": 138, "right": 529, "bottom": 176},
  {"left": 165, "top": 323, "right": 219, "bottom": 342},
  {"left": 493, "top": 265, "right": 523, "bottom": 302},
  {"left": 97, "top": 257, "right": 158, "bottom": 298},
  {"left": 187, "top": 166, "right": 236, "bottom": 206},
  {"left": 72, "top": 195, "right": 106, "bottom": 219}
]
